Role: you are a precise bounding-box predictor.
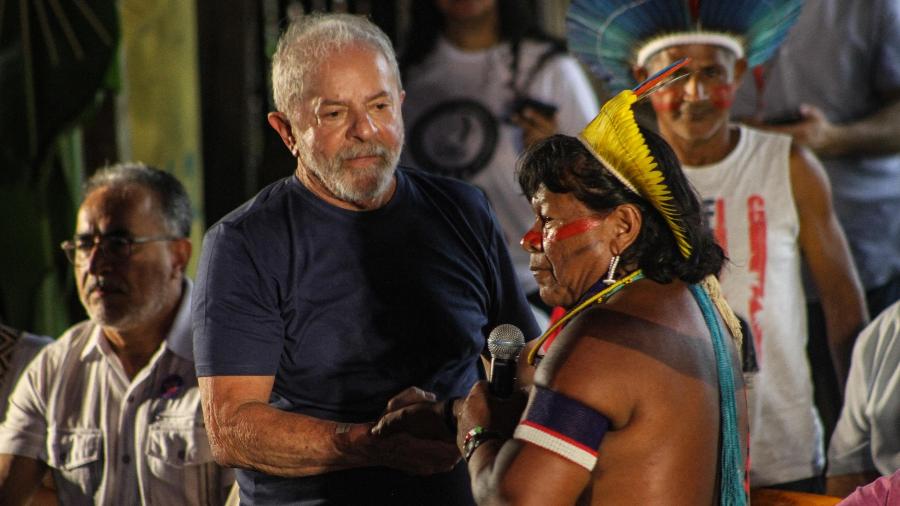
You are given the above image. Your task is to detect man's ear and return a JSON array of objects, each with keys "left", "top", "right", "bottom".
[
  {"left": 170, "top": 238, "right": 192, "bottom": 277},
  {"left": 607, "top": 204, "right": 642, "bottom": 254},
  {"left": 267, "top": 112, "right": 296, "bottom": 154},
  {"left": 632, "top": 65, "right": 649, "bottom": 85}
]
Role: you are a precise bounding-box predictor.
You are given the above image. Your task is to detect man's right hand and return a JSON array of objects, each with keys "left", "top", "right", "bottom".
[
  {"left": 362, "top": 429, "right": 460, "bottom": 475},
  {"left": 364, "top": 386, "right": 461, "bottom": 474}
]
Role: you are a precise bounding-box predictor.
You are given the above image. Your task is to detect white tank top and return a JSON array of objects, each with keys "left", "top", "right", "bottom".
[{"left": 683, "top": 125, "right": 824, "bottom": 486}]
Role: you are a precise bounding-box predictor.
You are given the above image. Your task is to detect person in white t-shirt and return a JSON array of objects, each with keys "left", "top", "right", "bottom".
[{"left": 400, "top": 0, "right": 599, "bottom": 315}]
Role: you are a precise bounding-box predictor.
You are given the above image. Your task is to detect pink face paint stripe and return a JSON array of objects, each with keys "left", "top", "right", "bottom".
[{"left": 549, "top": 217, "right": 605, "bottom": 242}]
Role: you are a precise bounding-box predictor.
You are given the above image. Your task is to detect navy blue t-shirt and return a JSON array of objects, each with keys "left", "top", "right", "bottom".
[{"left": 193, "top": 168, "right": 538, "bottom": 504}]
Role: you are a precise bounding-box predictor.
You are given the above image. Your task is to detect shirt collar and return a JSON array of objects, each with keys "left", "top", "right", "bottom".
[
  {"left": 165, "top": 278, "right": 194, "bottom": 361},
  {"left": 80, "top": 279, "right": 194, "bottom": 362}
]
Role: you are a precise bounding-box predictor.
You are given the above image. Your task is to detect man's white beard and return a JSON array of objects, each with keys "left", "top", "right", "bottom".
[{"left": 299, "top": 138, "right": 402, "bottom": 206}]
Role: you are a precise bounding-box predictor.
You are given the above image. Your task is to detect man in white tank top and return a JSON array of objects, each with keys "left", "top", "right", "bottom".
[
  {"left": 567, "top": 0, "right": 869, "bottom": 492},
  {"left": 633, "top": 40, "right": 868, "bottom": 492}
]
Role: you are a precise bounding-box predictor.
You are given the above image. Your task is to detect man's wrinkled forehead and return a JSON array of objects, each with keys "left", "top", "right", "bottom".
[
  {"left": 303, "top": 43, "right": 400, "bottom": 95},
  {"left": 77, "top": 184, "right": 159, "bottom": 232}
]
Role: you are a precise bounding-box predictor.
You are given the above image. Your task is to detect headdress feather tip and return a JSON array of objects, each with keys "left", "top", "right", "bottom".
[
  {"left": 567, "top": 0, "right": 803, "bottom": 92},
  {"left": 578, "top": 57, "right": 694, "bottom": 258}
]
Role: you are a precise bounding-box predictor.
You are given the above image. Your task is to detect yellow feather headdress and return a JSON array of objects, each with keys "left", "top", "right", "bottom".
[{"left": 577, "top": 58, "right": 693, "bottom": 258}]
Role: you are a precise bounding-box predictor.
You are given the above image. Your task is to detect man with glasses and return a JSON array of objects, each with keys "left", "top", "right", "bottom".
[{"left": 0, "top": 163, "right": 233, "bottom": 505}]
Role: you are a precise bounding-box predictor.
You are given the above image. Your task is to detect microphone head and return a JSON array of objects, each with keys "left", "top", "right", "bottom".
[{"left": 487, "top": 324, "right": 526, "bottom": 361}]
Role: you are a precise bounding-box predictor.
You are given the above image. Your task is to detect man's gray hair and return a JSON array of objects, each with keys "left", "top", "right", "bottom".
[
  {"left": 84, "top": 162, "right": 193, "bottom": 238},
  {"left": 271, "top": 13, "right": 401, "bottom": 117}
]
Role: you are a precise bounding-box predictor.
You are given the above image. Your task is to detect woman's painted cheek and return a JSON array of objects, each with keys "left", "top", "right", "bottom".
[
  {"left": 547, "top": 217, "right": 605, "bottom": 242},
  {"left": 711, "top": 83, "right": 736, "bottom": 110}
]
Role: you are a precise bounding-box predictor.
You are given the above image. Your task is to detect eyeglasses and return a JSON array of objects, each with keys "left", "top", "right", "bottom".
[{"left": 60, "top": 234, "right": 180, "bottom": 265}]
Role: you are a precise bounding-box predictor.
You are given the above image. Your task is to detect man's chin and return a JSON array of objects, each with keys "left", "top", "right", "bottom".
[
  {"left": 537, "top": 286, "right": 567, "bottom": 309},
  {"left": 334, "top": 170, "right": 395, "bottom": 202},
  {"left": 87, "top": 304, "right": 130, "bottom": 328}
]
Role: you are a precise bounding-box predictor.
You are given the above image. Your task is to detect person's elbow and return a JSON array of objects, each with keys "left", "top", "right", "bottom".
[
  {"left": 207, "top": 430, "right": 241, "bottom": 468},
  {"left": 198, "top": 393, "right": 246, "bottom": 468},
  {"left": 202, "top": 406, "right": 245, "bottom": 468}
]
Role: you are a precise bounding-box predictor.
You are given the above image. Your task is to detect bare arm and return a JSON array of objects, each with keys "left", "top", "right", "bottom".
[
  {"left": 199, "top": 376, "right": 458, "bottom": 477},
  {"left": 0, "top": 454, "right": 47, "bottom": 506},
  {"left": 827, "top": 471, "right": 881, "bottom": 498},
  {"left": 762, "top": 93, "right": 900, "bottom": 158},
  {"left": 789, "top": 146, "right": 869, "bottom": 387},
  {"left": 458, "top": 382, "right": 591, "bottom": 506}
]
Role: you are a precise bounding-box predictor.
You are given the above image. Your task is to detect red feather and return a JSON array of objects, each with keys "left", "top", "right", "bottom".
[
  {"left": 632, "top": 57, "right": 691, "bottom": 98},
  {"left": 689, "top": 0, "right": 701, "bottom": 19}
]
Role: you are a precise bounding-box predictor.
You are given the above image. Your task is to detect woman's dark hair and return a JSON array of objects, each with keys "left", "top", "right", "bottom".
[
  {"left": 399, "top": 0, "right": 564, "bottom": 73},
  {"left": 517, "top": 128, "right": 726, "bottom": 284}
]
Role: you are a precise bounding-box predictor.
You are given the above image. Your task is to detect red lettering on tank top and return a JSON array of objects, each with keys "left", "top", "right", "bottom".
[{"left": 747, "top": 195, "right": 767, "bottom": 362}]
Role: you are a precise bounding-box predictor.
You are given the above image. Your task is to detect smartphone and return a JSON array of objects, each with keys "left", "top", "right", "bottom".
[{"left": 764, "top": 110, "right": 802, "bottom": 125}]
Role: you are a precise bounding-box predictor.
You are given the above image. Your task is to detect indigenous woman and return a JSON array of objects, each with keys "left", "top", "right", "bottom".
[{"left": 455, "top": 63, "right": 750, "bottom": 505}]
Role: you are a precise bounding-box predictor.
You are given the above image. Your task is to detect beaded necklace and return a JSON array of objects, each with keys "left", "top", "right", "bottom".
[{"left": 526, "top": 269, "right": 645, "bottom": 365}]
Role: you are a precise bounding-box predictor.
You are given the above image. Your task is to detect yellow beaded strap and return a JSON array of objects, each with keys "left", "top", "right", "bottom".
[{"left": 527, "top": 269, "right": 645, "bottom": 365}]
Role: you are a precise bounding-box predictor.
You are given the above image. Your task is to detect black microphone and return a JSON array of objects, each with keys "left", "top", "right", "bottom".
[{"left": 487, "top": 324, "right": 525, "bottom": 398}]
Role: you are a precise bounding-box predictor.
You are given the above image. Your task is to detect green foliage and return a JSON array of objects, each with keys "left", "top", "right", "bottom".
[{"left": 0, "top": 1, "right": 119, "bottom": 335}]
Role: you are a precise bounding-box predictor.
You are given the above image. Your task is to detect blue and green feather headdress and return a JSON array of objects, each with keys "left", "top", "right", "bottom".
[{"left": 567, "top": 0, "right": 804, "bottom": 91}]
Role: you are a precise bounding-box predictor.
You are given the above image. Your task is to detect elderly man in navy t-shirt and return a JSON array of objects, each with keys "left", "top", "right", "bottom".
[{"left": 191, "top": 13, "right": 538, "bottom": 505}]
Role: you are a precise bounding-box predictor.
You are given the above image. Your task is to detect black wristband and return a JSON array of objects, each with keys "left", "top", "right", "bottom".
[
  {"left": 463, "top": 426, "right": 503, "bottom": 462},
  {"left": 443, "top": 397, "right": 460, "bottom": 434}
]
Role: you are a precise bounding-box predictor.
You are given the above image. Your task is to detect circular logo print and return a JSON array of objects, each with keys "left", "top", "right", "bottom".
[{"left": 408, "top": 99, "right": 499, "bottom": 180}]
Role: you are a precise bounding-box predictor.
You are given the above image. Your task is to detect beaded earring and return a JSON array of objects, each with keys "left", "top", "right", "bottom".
[{"left": 602, "top": 255, "right": 620, "bottom": 285}]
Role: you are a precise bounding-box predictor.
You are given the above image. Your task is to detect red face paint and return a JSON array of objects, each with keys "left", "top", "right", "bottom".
[
  {"left": 522, "top": 216, "right": 605, "bottom": 251},
  {"left": 650, "top": 88, "right": 683, "bottom": 112},
  {"left": 547, "top": 216, "right": 605, "bottom": 242},
  {"left": 710, "top": 83, "right": 736, "bottom": 110},
  {"left": 521, "top": 229, "right": 542, "bottom": 251}
]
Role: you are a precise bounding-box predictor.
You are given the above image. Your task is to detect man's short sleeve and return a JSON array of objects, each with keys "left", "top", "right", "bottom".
[
  {"left": 0, "top": 347, "right": 51, "bottom": 460},
  {"left": 192, "top": 222, "right": 285, "bottom": 377}
]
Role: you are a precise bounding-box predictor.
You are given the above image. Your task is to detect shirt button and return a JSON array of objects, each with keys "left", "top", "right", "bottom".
[{"left": 122, "top": 454, "right": 131, "bottom": 464}]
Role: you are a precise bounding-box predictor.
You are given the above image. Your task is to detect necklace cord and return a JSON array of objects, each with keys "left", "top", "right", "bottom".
[{"left": 526, "top": 269, "right": 645, "bottom": 365}]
